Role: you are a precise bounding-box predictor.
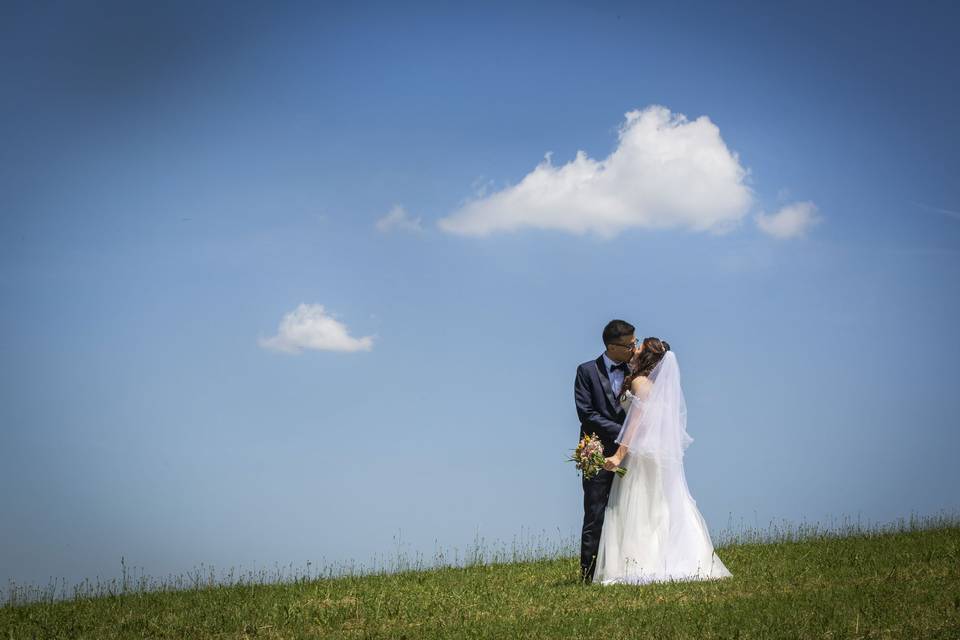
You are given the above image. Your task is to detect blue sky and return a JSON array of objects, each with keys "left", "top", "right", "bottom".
[{"left": 2, "top": 0, "right": 959, "bottom": 590}]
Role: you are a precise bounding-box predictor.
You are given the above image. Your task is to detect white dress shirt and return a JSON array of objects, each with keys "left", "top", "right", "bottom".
[{"left": 601, "top": 352, "right": 626, "bottom": 400}]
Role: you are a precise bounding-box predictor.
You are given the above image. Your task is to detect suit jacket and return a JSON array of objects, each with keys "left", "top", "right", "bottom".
[{"left": 574, "top": 355, "right": 627, "bottom": 457}]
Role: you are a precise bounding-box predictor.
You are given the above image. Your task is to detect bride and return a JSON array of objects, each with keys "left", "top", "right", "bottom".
[{"left": 593, "top": 338, "right": 733, "bottom": 586}]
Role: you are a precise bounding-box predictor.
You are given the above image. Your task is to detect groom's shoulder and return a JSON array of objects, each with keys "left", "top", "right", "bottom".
[{"left": 577, "top": 357, "right": 601, "bottom": 373}]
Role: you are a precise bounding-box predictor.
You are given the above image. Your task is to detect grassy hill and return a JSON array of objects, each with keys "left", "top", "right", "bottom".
[{"left": 3, "top": 515, "right": 959, "bottom": 639}]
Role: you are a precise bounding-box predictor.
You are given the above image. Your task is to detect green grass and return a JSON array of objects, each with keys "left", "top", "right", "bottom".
[{"left": 3, "top": 513, "right": 959, "bottom": 639}]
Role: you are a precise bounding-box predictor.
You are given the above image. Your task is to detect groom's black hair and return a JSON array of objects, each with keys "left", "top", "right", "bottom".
[{"left": 602, "top": 319, "right": 635, "bottom": 346}]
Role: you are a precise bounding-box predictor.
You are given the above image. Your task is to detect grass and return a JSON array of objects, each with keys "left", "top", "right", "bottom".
[{"left": 2, "top": 511, "right": 959, "bottom": 639}]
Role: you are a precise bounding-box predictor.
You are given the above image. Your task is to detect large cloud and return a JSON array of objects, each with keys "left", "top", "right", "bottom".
[
  {"left": 755, "top": 201, "right": 821, "bottom": 239},
  {"left": 259, "top": 304, "right": 373, "bottom": 354},
  {"left": 437, "top": 106, "right": 754, "bottom": 237}
]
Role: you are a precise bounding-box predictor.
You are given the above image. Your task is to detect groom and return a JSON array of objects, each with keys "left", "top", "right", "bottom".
[{"left": 574, "top": 319, "right": 637, "bottom": 583}]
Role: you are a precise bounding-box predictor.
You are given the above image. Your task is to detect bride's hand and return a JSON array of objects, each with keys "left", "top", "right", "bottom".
[{"left": 603, "top": 457, "right": 621, "bottom": 472}]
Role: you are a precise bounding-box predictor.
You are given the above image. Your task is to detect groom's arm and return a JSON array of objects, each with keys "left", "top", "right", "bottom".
[{"left": 574, "top": 365, "right": 622, "bottom": 442}]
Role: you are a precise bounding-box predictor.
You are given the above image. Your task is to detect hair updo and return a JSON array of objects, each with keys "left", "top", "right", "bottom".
[{"left": 619, "top": 337, "right": 671, "bottom": 400}]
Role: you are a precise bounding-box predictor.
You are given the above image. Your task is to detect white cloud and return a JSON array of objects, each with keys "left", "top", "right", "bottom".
[
  {"left": 755, "top": 201, "right": 821, "bottom": 239},
  {"left": 909, "top": 200, "right": 960, "bottom": 221},
  {"left": 259, "top": 304, "right": 373, "bottom": 354},
  {"left": 375, "top": 204, "right": 422, "bottom": 233},
  {"left": 437, "top": 105, "right": 754, "bottom": 238}
]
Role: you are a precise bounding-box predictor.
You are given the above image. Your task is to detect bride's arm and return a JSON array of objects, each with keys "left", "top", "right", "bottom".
[
  {"left": 603, "top": 445, "right": 628, "bottom": 470},
  {"left": 603, "top": 377, "right": 650, "bottom": 469}
]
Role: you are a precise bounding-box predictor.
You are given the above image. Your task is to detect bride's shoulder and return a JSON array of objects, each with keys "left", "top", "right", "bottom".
[{"left": 630, "top": 375, "right": 653, "bottom": 398}]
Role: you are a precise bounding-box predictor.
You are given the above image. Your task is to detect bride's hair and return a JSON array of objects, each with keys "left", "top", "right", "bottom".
[{"left": 619, "top": 337, "right": 671, "bottom": 400}]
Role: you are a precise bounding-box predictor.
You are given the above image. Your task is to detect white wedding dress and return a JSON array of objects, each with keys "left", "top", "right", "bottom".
[{"left": 593, "top": 352, "right": 732, "bottom": 586}]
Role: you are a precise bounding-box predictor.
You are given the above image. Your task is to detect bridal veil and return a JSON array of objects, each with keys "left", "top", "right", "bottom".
[
  {"left": 593, "top": 351, "right": 732, "bottom": 585},
  {"left": 615, "top": 351, "right": 693, "bottom": 463}
]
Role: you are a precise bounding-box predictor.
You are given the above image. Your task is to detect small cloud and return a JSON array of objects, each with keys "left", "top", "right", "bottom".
[
  {"left": 259, "top": 304, "right": 373, "bottom": 354},
  {"left": 375, "top": 204, "right": 422, "bottom": 233},
  {"left": 437, "top": 105, "right": 754, "bottom": 238},
  {"left": 909, "top": 200, "right": 960, "bottom": 221},
  {"left": 755, "top": 201, "right": 821, "bottom": 239}
]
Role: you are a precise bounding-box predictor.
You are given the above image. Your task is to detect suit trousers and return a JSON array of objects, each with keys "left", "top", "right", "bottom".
[{"left": 580, "top": 467, "right": 615, "bottom": 583}]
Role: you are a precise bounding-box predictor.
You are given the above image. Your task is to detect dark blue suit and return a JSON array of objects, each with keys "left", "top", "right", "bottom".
[{"left": 574, "top": 355, "right": 627, "bottom": 582}]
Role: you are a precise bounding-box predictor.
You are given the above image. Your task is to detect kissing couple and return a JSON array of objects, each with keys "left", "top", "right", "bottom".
[{"left": 574, "top": 319, "right": 733, "bottom": 585}]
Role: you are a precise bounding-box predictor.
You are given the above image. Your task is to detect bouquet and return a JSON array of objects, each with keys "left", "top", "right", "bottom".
[{"left": 569, "top": 433, "right": 626, "bottom": 479}]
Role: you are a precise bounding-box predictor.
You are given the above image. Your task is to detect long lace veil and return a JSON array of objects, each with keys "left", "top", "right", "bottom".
[{"left": 615, "top": 351, "right": 693, "bottom": 463}]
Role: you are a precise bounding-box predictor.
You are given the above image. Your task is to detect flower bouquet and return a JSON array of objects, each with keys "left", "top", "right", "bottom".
[{"left": 569, "top": 433, "right": 626, "bottom": 479}]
